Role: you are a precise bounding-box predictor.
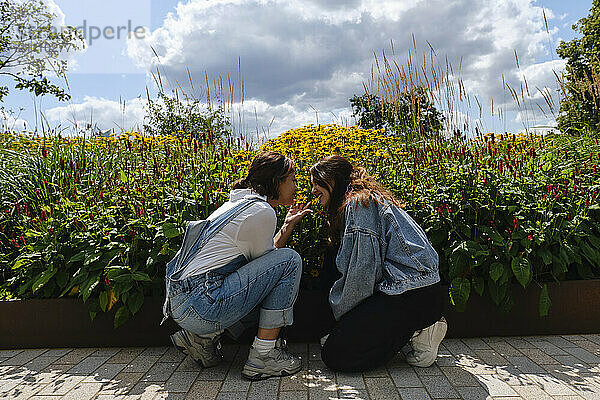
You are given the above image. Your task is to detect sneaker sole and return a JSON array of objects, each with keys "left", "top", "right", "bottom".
[{"left": 241, "top": 364, "right": 302, "bottom": 381}]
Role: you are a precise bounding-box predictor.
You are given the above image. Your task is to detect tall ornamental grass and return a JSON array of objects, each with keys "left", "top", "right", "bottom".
[
  {"left": 0, "top": 131, "right": 253, "bottom": 326},
  {"left": 263, "top": 125, "right": 600, "bottom": 315},
  {"left": 0, "top": 125, "right": 599, "bottom": 326}
]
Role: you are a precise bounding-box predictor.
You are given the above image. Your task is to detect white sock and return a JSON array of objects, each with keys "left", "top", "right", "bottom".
[{"left": 253, "top": 337, "right": 276, "bottom": 356}]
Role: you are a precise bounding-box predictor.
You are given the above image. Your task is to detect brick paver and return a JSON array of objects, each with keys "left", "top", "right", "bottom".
[{"left": 0, "top": 334, "right": 599, "bottom": 399}]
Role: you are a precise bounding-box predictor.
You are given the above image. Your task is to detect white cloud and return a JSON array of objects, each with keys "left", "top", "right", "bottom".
[
  {"left": 116, "top": 0, "right": 567, "bottom": 136},
  {"left": 45, "top": 96, "right": 146, "bottom": 132}
]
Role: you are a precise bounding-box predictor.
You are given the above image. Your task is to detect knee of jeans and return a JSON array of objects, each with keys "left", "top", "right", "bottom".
[{"left": 279, "top": 248, "right": 302, "bottom": 270}]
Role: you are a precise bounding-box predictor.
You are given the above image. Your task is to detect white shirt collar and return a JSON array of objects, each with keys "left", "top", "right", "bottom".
[{"left": 229, "top": 188, "right": 267, "bottom": 202}]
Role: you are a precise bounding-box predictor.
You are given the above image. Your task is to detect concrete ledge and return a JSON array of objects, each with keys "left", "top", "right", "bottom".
[{"left": 2, "top": 280, "right": 599, "bottom": 349}]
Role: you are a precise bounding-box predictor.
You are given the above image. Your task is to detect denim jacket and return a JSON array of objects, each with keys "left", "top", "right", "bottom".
[{"left": 329, "top": 196, "right": 440, "bottom": 320}]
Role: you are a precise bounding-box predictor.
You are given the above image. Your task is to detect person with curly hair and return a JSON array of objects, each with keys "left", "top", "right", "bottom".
[{"left": 310, "top": 155, "right": 447, "bottom": 372}]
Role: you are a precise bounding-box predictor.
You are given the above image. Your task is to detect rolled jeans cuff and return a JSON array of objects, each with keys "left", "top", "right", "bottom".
[{"left": 259, "top": 305, "right": 294, "bottom": 329}]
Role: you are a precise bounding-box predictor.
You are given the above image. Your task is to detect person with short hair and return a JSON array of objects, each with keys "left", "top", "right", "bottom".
[
  {"left": 310, "top": 155, "right": 447, "bottom": 372},
  {"left": 163, "top": 151, "right": 311, "bottom": 380}
]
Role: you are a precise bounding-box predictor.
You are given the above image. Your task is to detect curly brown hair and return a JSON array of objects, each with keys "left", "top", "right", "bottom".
[
  {"left": 232, "top": 151, "right": 295, "bottom": 199},
  {"left": 310, "top": 155, "right": 401, "bottom": 243}
]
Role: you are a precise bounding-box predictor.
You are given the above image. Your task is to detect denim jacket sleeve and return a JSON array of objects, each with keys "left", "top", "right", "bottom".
[{"left": 329, "top": 201, "right": 383, "bottom": 320}]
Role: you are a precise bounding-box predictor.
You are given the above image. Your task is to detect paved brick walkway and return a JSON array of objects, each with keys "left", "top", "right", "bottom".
[{"left": 1, "top": 334, "right": 600, "bottom": 399}]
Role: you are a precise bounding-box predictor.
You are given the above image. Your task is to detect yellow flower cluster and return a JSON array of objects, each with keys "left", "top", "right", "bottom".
[{"left": 261, "top": 124, "right": 400, "bottom": 200}]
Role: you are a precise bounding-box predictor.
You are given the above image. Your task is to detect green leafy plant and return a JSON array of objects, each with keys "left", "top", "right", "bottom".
[
  {"left": 350, "top": 88, "right": 444, "bottom": 138},
  {"left": 556, "top": 0, "right": 600, "bottom": 134},
  {"left": 0, "top": 130, "right": 253, "bottom": 327},
  {"left": 143, "top": 89, "right": 231, "bottom": 140},
  {"left": 0, "top": 0, "right": 84, "bottom": 101}
]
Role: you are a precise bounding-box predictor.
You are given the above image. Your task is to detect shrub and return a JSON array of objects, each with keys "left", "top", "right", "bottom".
[
  {"left": 0, "top": 131, "right": 253, "bottom": 326},
  {"left": 1, "top": 124, "right": 599, "bottom": 327},
  {"left": 263, "top": 125, "right": 600, "bottom": 315}
]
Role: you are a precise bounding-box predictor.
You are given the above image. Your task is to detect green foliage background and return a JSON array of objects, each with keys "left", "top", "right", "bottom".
[
  {"left": 2, "top": 125, "right": 599, "bottom": 328},
  {"left": 556, "top": 0, "right": 600, "bottom": 134}
]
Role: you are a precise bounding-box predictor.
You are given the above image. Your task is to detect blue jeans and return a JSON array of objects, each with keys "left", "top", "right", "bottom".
[{"left": 168, "top": 248, "right": 302, "bottom": 335}]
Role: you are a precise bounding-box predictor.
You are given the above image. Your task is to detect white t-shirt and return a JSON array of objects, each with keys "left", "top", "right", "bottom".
[{"left": 179, "top": 189, "right": 277, "bottom": 279}]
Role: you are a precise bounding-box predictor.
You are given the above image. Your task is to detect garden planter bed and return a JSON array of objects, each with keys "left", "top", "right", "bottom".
[{"left": 1, "top": 279, "right": 600, "bottom": 349}]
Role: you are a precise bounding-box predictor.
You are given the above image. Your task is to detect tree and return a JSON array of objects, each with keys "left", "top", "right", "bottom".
[
  {"left": 556, "top": 0, "right": 600, "bottom": 134},
  {"left": 143, "top": 89, "right": 231, "bottom": 139},
  {"left": 0, "top": 0, "right": 83, "bottom": 102},
  {"left": 350, "top": 87, "right": 444, "bottom": 138}
]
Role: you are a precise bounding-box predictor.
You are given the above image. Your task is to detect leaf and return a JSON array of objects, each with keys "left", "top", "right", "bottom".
[
  {"left": 472, "top": 276, "right": 484, "bottom": 296},
  {"left": 84, "top": 251, "right": 102, "bottom": 267},
  {"left": 32, "top": 268, "right": 57, "bottom": 293},
  {"left": 576, "top": 263, "right": 594, "bottom": 279},
  {"left": 100, "top": 249, "right": 121, "bottom": 266},
  {"left": 449, "top": 277, "right": 470, "bottom": 312},
  {"left": 81, "top": 275, "right": 100, "bottom": 302},
  {"left": 448, "top": 253, "right": 467, "bottom": 280},
  {"left": 119, "top": 169, "right": 128, "bottom": 184},
  {"left": 105, "top": 266, "right": 129, "bottom": 280},
  {"left": 498, "top": 290, "right": 515, "bottom": 313},
  {"left": 489, "top": 262, "right": 504, "bottom": 283},
  {"left": 114, "top": 305, "right": 131, "bottom": 329},
  {"left": 588, "top": 235, "right": 600, "bottom": 250},
  {"left": 107, "top": 289, "right": 118, "bottom": 311},
  {"left": 146, "top": 256, "right": 155, "bottom": 267},
  {"left": 581, "top": 243, "right": 599, "bottom": 266},
  {"left": 538, "top": 248, "right": 553, "bottom": 265},
  {"left": 429, "top": 229, "right": 447, "bottom": 246},
  {"left": 88, "top": 298, "right": 101, "bottom": 321},
  {"left": 112, "top": 281, "right": 133, "bottom": 299},
  {"left": 68, "top": 252, "right": 85, "bottom": 264},
  {"left": 161, "top": 223, "right": 182, "bottom": 239},
  {"left": 17, "top": 281, "right": 31, "bottom": 296},
  {"left": 511, "top": 257, "right": 531, "bottom": 288},
  {"left": 55, "top": 271, "right": 68, "bottom": 288},
  {"left": 131, "top": 271, "right": 151, "bottom": 282},
  {"left": 99, "top": 290, "right": 109, "bottom": 312},
  {"left": 127, "top": 290, "right": 144, "bottom": 315},
  {"left": 488, "top": 280, "right": 508, "bottom": 306},
  {"left": 552, "top": 255, "right": 568, "bottom": 277},
  {"left": 539, "top": 284, "right": 552, "bottom": 317},
  {"left": 11, "top": 258, "right": 32, "bottom": 270}
]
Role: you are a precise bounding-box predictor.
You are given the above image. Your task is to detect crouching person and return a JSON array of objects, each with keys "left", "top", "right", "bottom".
[
  {"left": 162, "top": 151, "right": 311, "bottom": 380},
  {"left": 310, "top": 155, "right": 447, "bottom": 372}
]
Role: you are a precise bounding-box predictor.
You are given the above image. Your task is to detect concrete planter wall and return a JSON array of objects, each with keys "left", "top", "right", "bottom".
[{"left": 2, "top": 279, "right": 600, "bottom": 349}]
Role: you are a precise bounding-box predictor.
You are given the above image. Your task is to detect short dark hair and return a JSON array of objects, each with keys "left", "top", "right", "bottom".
[{"left": 232, "top": 151, "right": 295, "bottom": 199}]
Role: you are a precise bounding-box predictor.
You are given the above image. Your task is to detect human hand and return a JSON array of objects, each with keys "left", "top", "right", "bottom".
[{"left": 283, "top": 202, "right": 313, "bottom": 227}]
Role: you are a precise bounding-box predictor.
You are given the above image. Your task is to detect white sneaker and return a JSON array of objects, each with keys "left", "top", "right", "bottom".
[
  {"left": 241, "top": 338, "right": 302, "bottom": 381},
  {"left": 170, "top": 329, "right": 224, "bottom": 368},
  {"left": 405, "top": 317, "right": 447, "bottom": 368}
]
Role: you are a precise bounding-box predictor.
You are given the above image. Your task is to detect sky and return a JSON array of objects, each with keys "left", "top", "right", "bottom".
[{"left": 0, "top": 0, "right": 595, "bottom": 139}]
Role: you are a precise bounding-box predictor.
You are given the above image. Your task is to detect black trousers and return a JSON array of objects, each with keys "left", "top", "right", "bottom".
[{"left": 319, "top": 246, "right": 444, "bottom": 372}]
